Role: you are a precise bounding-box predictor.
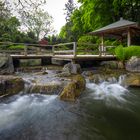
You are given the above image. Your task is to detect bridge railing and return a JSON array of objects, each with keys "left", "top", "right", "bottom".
[
  {"left": 76, "top": 43, "right": 115, "bottom": 56},
  {"left": 0, "top": 42, "right": 53, "bottom": 56},
  {"left": 0, "top": 41, "right": 114, "bottom": 57},
  {"left": 52, "top": 42, "right": 77, "bottom": 56},
  {"left": 52, "top": 42, "right": 100, "bottom": 57}
]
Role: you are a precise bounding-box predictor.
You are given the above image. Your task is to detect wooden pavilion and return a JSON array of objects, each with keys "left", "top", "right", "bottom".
[{"left": 89, "top": 18, "right": 140, "bottom": 55}]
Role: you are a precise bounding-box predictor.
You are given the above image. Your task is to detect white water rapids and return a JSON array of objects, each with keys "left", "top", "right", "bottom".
[{"left": 0, "top": 74, "right": 139, "bottom": 140}]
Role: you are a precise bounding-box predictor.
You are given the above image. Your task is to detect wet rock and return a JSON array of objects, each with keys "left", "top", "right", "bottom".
[
  {"left": 59, "top": 75, "right": 86, "bottom": 101},
  {"left": 34, "top": 71, "right": 48, "bottom": 75},
  {"left": 31, "top": 81, "right": 65, "bottom": 95},
  {"left": 126, "top": 56, "right": 140, "bottom": 72},
  {"left": 0, "top": 76, "right": 24, "bottom": 97},
  {"left": 100, "top": 61, "right": 118, "bottom": 69},
  {"left": 82, "top": 71, "right": 94, "bottom": 76},
  {"left": 100, "top": 61, "right": 125, "bottom": 69},
  {"left": 63, "top": 62, "right": 82, "bottom": 74},
  {"left": 89, "top": 74, "right": 105, "bottom": 83},
  {"left": 0, "top": 54, "right": 14, "bottom": 74},
  {"left": 56, "top": 71, "right": 71, "bottom": 77},
  {"left": 118, "top": 61, "right": 125, "bottom": 69},
  {"left": 125, "top": 73, "right": 140, "bottom": 87},
  {"left": 57, "top": 62, "right": 82, "bottom": 77}
]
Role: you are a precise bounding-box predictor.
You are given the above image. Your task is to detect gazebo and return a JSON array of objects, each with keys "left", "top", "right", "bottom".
[{"left": 89, "top": 18, "right": 140, "bottom": 55}]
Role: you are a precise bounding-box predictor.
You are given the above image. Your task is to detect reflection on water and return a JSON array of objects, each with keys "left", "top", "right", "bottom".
[{"left": 0, "top": 81, "right": 140, "bottom": 140}]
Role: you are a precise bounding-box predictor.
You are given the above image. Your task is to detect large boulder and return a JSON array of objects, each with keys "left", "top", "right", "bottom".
[
  {"left": 57, "top": 62, "right": 82, "bottom": 77},
  {"left": 100, "top": 61, "right": 124, "bottom": 69},
  {"left": 0, "top": 76, "right": 24, "bottom": 97},
  {"left": 125, "top": 73, "right": 140, "bottom": 87},
  {"left": 59, "top": 75, "right": 86, "bottom": 101},
  {"left": 126, "top": 56, "right": 140, "bottom": 72},
  {"left": 100, "top": 61, "right": 118, "bottom": 69},
  {"left": 63, "top": 62, "right": 82, "bottom": 74},
  {"left": 30, "top": 81, "right": 64, "bottom": 95},
  {"left": 0, "top": 54, "right": 14, "bottom": 74}
]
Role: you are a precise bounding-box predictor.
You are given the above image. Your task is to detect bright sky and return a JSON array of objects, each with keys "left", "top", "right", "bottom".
[{"left": 45, "top": 0, "right": 79, "bottom": 34}]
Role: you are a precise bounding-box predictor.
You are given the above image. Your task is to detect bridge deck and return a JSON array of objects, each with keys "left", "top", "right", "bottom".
[
  {"left": 11, "top": 54, "right": 52, "bottom": 59},
  {"left": 11, "top": 54, "right": 116, "bottom": 61}
]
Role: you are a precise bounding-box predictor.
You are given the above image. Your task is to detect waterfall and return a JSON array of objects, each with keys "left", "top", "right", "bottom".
[
  {"left": 86, "top": 75, "right": 129, "bottom": 105},
  {"left": 22, "top": 77, "right": 36, "bottom": 93}
]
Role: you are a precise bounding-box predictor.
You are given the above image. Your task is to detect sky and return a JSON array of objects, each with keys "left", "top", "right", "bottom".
[{"left": 44, "top": 0, "right": 80, "bottom": 34}]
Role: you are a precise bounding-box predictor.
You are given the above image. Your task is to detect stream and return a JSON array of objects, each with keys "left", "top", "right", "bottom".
[{"left": 0, "top": 72, "right": 140, "bottom": 140}]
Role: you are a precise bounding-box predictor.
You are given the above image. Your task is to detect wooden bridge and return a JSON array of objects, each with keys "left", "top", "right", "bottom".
[{"left": 0, "top": 42, "right": 116, "bottom": 66}]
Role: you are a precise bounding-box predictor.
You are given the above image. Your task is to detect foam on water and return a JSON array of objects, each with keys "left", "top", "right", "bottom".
[
  {"left": 86, "top": 75, "right": 129, "bottom": 103},
  {"left": 0, "top": 94, "right": 57, "bottom": 130}
]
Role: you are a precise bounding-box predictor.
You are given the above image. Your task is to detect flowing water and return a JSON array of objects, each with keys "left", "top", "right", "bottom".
[{"left": 0, "top": 74, "right": 140, "bottom": 140}]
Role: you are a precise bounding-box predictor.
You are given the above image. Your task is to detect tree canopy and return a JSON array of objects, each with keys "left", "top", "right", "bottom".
[
  {"left": 0, "top": 0, "right": 54, "bottom": 43},
  {"left": 59, "top": 0, "right": 140, "bottom": 42}
]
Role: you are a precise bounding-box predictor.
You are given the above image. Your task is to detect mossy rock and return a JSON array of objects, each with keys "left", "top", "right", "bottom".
[
  {"left": 125, "top": 74, "right": 140, "bottom": 87},
  {"left": 59, "top": 74, "right": 86, "bottom": 101},
  {"left": 31, "top": 83, "right": 64, "bottom": 95},
  {"left": 0, "top": 76, "right": 24, "bottom": 97}
]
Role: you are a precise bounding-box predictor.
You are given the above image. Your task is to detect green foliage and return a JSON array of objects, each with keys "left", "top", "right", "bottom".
[
  {"left": 115, "top": 45, "right": 140, "bottom": 61},
  {"left": 60, "top": 0, "right": 140, "bottom": 43},
  {"left": 115, "top": 45, "right": 126, "bottom": 61},
  {"left": 77, "top": 35, "right": 98, "bottom": 54},
  {"left": 124, "top": 46, "right": 140, "bottom": 60},
  {"left": 0, "top": 44, "right": 25, "bottom": 50},
  {"left": 8, "top": 45, "right": 25, "bottom": 50},
  {"left": 78, "top": 35, "right": 97, "bottom": 43},
  {"left": 65, "top": 0, "right": 76, "bottom": 22},
  {"left": 21, "top": 8, "right": 54, "bottom": 40},
  {"left": 105, "top": 40, "right": 121, "bottom": 46}
]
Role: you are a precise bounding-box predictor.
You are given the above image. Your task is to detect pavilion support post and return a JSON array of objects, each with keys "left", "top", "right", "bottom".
[
  {"left": 100, "top": 35, "right": 104, "bottom": 57},
  {"left": 127, "top": 28, "right": 131, "bottom": 46},
  {"left": 73, "top": 42, "right": 77, "bottom": 58},
  {"left": 24, "top": 45, "right": 27, "bottom": 56},
  {"left": 52, "top": 45, "right": 55, "bottom": 56}
]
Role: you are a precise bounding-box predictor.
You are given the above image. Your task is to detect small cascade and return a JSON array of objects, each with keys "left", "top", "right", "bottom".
[
  {"left": 21, "top": 73, "right": 65, "bottom": 95},
  {"left": 118, "top": 74, "right": 127, "bottom": 86},
  {"left": 22, "top": 77, "right": 36, "bottom": 93},
  {"left": 86, "top": 75, "right": 129, "bottom": 104}
]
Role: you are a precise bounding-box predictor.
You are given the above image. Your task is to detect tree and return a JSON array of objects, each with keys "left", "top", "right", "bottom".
[
  {"left": 0, "top": 1, "right": 11, "bottom": 19},
  {"left": 21, "top": 8, "right": 54, "bottom": 41},
  {"left": 0, "top": 1, "right": 21, "bottom": 42},
  {"left": 60, "top": 0, "right": 140, "bottom": 43},
  {"left": 59, "top": 0, "right": 77, "bottom": 42},
  {"left": 64, "top": 0, "right": 76, "bottom": 22}
]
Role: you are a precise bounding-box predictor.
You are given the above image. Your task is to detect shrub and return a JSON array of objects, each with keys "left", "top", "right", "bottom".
[
  {"left": 115, "top": 45, "right": 126, "bottom": 61},
  {"left": 115, "top": 45, "right": 140, "bottom": 61}
]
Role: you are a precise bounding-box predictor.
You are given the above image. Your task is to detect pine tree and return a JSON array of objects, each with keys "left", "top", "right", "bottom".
[{"left": 65, "top": 0, "right": 76, "bottom": 22}]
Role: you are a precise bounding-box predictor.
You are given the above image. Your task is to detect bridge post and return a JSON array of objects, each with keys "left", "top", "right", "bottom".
[
  {"left": 24, "top": 45, "right": 27, "bottom": 56},
  {"left": 52, "top": 45, "right": 55, "bottom": 56},
  {"left": 99, "top": 34, "right": 104, "bottom": 57},
  {"left": 73, "top": 42, "right": 77, "bottom": 58}
]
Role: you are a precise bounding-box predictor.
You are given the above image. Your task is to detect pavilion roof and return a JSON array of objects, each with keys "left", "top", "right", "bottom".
[{"left": 89, "top": 18, "right": 139, "bottom": 36}]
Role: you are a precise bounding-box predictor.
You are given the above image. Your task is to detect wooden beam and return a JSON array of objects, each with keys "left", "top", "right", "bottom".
[
  {"left": 127, "top": 28, "right": 131, "bottom": 46},
  {"left": 73, "top": 42, "right": 77, "bottom": 58},
  {"left": 100, "top": 34, "right": 104, "bottom": 56},
  {"left": 24, "top": 45, "right": 27, "bottom": 56}
]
